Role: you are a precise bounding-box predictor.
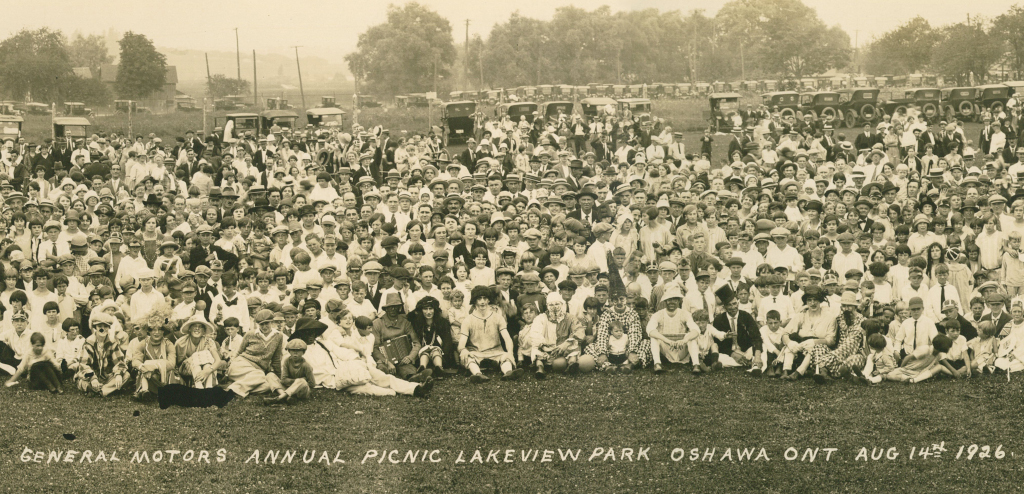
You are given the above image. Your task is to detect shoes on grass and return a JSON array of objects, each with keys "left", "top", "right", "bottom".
[
  {"left": 470, "top": 374, "right": 489, "bottom": 384},
  {"left": 413, "top": 379, "right": 434, "bottom": 398},
  {"left": 501, "top": 368, "right": 526, "bottom": 381},
  {"left": 653, "top": 364, "right": 664, "bottom": 374}
]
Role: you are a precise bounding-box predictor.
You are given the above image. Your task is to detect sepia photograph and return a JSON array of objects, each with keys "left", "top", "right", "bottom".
[{"left": 1, "top": 0, "right": 1023, "bottom": 491}]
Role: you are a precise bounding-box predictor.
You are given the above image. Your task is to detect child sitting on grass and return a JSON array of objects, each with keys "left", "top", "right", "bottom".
[
  {"left": 858, "top": 333, "right": 898, "bottom": 384},
  {"left": 217, "top": 318, "right": 243, "bottom": 376},
  {"left": 517, "top": 303, "right": 540, "bottom": 367},
  {"left": 4, "top": 331, "right": 64, "bottom": 393},
  {"left": 682, "top": 309, "right": 727, "bottom": 375},
  {"left": 603, "top": 320, "right": 631, "bottom": 372},
  {"left": 265, "top": 338, "right": 314, "bottom": 404},
  {"left": 969, "top": 321, "right": 999, "bottom": 374},
  {"left": 885, "top": 334, "right": 953, "bottom": 383},
  {"left": 55, "top": 318, "right": 85, "bottom": 378},
  {"left": 759, "top": 310, "right": 790, "bottom": 377},
  {"left": 943, "top": 320, "right": 972, "bottom": 378}
]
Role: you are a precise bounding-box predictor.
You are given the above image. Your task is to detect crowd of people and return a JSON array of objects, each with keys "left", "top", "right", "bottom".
[{"left": 1, "top": 96, "right": 1024, "bottom": 408}]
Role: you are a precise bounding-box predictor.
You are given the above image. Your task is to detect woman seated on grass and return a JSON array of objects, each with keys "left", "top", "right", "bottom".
[
  {"left": 458, "top": 286, "right": 525, "bottom": 383},
  {"left": 75, "top": 311, "right": 130, "bottom": 397},
  {"left": 226, "top": 309, "right": 287, "bottom": 402},
  {"left": 174, "top": 319, "right": 222, "bottom": 389}
]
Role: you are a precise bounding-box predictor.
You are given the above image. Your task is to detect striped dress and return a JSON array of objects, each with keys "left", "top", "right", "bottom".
[{"left": 587, "top": 307, "right": 650, "bottom": 367}]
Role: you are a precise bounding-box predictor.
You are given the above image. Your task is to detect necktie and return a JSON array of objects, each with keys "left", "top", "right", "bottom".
[
  {"left": 702, "top": 293, "right": 709, "bottom": 314},
  {"left": 52, "top": 242, "right": 57, "bottom": 257},
  {"left": 224, "top": 298, "right": 237, "bottom": 307},
  {"left": 940, "top": 285, "right": 946, "bottom": 307}
]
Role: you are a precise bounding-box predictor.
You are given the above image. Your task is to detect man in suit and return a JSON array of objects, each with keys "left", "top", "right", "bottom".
[
  {"left": 183, "top": 130, "right": 205, "bottom": 159},
  {"left": 374, "top": 130, "right": 396, "bottom": 176},
  {"left": 712, "top": 287, "right": 761, "bottom": 373},
  {"left": 460, "top": 137, "right": 479, "bottom": 172},
  {"left": 252, "top": 138, "right": 272, "bottom": 173},
  {"left": 820, "top": 124, "right": 837, "bottom": 162},
  {"left": 980, "top": 293, "right": 1012, "bottom": 337},
  {"left": 854, "top": 123, "right": 879, "bottom": 151},
  {"left": 979, "top": 117, "right": 995, "bottom": 155},
  {"left": 566, "top": 187, "right": 598, "bottom": 227},
  {"left": 362, "top": 261, "right": 385, "bottom": 310},
  {"left": 937, "top": 124, "right": 964, "bottom": 157},
  {"left": 30, "top": 144, "right": 56, "bottom": 179},
  {"left": 918, "top": 123, "right": 939, "bottom": 154},
  {"left": 51, "top": 137, "right": 71, "bottom": 170},
  {"left": 1002, "top": 136, "right": 1021, "bottom": 165}
]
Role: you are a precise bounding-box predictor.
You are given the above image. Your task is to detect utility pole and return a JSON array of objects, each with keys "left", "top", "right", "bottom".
[
  {"left": 292, "top": 46, "right": 306, "bottom": 109},
  {"left": 205, "top": 52, "right": 212, "bottom": 93},
  {"left": 253, "top": 50, "right": 258, "bottom": 108},
  {"left": 464, "top": 19, "right": 470, "bottom": 89},
  {"left": 235, "top": 28, "right": 241, "bottom": 80}
]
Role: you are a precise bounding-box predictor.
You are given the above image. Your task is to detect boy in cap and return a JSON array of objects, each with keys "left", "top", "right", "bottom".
[{"left": 894, "top": 297, "right": 938, "bottom": 359}]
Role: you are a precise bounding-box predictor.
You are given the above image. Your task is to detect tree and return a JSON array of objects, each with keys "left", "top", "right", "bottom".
[
  {"left": 994, "top": 5, "right": 1024, "bottom": 77},
  {"left": 68, "top": 33, "right": 112, "bottom": 74},
  {"left": 480, "top": 12, "right": 549, "bottom": 87},
  {"left": 64, "top": 76, "right": 112, "bottom": 106},
  {"left": 115, "top": 32, "right": 166, "bottom": 99},
  {"left": 344, "top": 3, "right": 455, "bottom": 96},
  {"left": 0, "top": 28, "right": 73, "bottom": 101},
  {"left": 207, "top": 74, "right": 251, "bottom": 98},
  {"left": 716, "top": 0, "right": 851, "bottom": 77},
  {"left": 864, "top": 17, "right": 938, "bottom": 75},
  {"left": 464, "top": 35, "right": 486, "bottom": 89},
  {"left": 931, "top": 22, "right": 1003, "bottom": 85}
]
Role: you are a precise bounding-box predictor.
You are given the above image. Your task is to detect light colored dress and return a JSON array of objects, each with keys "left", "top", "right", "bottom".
[{"left": 461, "top": 308, "right": 511, "bottom": 366}]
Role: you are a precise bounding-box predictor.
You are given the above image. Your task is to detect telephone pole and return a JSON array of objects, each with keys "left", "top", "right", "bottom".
[
  {"left": 464, "top": 19, "right": 470, "bottom": 89},
  {"left": 292, "top": 46, "right": 306, "bottom": 109},
  {"left": 234, "top": 28, "right": 241, "bottom": 80},
  {"left": 204, "top": 52, "right": 211, "bottom": 92},
  {"left": 252, "top": 50, "right": 258, "bottom": 108}
]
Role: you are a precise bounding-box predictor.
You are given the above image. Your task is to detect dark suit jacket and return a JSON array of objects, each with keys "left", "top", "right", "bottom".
[
  {"left": 366, "top": 282, "right": 384, "bottom": 310},
  {"left": 30, "top": 153, "right": 56, "bottom": 179},
  {"left": 854, "top": 132, "right": 879, "bottom": 151},
  {"left": 981, "top": 311, "right": 1012, "bottom": 337},
  {"left": 713, "top": 310, "right": 761, "bottom": 353}
]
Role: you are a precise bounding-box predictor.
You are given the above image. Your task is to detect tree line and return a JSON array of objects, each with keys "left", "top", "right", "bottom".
[
  {"left": 864, "top": 7, "right": 1024, "bottom": 85},
  {"left": 0, "top": 29, "right": 168, "bottom": 106}
]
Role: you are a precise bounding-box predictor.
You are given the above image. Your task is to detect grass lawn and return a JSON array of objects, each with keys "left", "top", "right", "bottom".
[{"left": 3, "top": 366, "right": 1023, "bottom": 493}]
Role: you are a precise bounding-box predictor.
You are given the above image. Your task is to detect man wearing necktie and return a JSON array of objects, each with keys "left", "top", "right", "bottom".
[{"left": 927, "top": 265, "right": 959, "bottom": 322}]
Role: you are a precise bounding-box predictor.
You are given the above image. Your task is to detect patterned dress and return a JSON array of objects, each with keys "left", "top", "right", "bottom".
[
  {"left": 809, "top": 313, "right": 864, "bottom": 377},
  {"left": 586, "top": 307, "right": 650, "bottom": 366}
]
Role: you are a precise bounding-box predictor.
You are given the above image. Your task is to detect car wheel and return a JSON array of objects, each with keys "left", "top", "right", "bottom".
[
  {"left": 844, "top": 110, "right": 857, "bottom": 128},
  {"left": 780, "top": 108, "right": 796, "bottom": 119},
  {"left": 958, "top": 100, "right": 973, "bottom": 116},
  {"left": 820, "top": 107, "right": 837, "bottom": 123},
  {"left": 860, "top": 104, "right": 877, "bottom": 122},
  {"left": 922, "top": 102, "right": 938, "bottom": 120}
]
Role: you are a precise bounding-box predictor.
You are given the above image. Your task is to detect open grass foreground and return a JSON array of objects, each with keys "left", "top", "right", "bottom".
[{"left": 3, "top": 367, "right": 1023, "bottom": 493}]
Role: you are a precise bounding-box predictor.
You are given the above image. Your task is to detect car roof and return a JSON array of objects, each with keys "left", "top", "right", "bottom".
[
  {"left": 0, "top": 115, "right": 23, "bottom": 123},
  {"left": 617, "top": 98, "right": 650, "bottom": 103},
  {"left": 226, "top": 113, "right": 259, "bottom": 118},
  {"left": 53, "top": 117, "right": 90, "bottom": 125},
  {"left": 261, "top": 110, "right": 298, "bottom": 118},
  {"left": 763, "top": 91, "right": 799, "bottom": 97},
  {"left": 306, "top": 108, "right": 346, "bottom": 116}
]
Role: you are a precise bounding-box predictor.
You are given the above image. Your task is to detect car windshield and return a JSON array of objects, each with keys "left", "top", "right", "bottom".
[
  {"left": 719, "top": 101, "right": 739, "bottom": 112},
  {"left": 235, "top": 118, "right": 258, "bottom": 131}
]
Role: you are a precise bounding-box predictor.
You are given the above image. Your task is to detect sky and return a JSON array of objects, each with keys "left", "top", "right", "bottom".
[{"left": 1, "top": 0, "right": 1014, "bottom": 64}]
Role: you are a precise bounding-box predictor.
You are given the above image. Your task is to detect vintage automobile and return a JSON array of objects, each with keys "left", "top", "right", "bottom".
[
  {"left": 52, "top": 116, "right": 90, "bottom": 142},
  {"left": 837, "top": 88, "right": 880, "bottom": 128},
  {"left": 705, "top": 92, "right": 741, "bottom": 133},
  {"left": 612, "top": 85, "right": 627, "bottom": 97},
  {"left": 23, "top": 103, "right": 50, "bottom": 115},
  {"left": 580, "top": 97, "right": 617, "bottom": 119},
  {"left": 64, "top": 102, "right": 92, "bottom": 117},
  {"left": 539, "top": 101, "right": 574, "bottom": 121},
  {"left": 762, "top": 91, "right": 800, "bottom": 119},
  {"left": 800, "top": 78, "right": 817, "bottom": 91},
  {"left": 0, "top": 115, "right": 23, "bottom": 140},
  {"left": 355, "top": 94, "right": 382, "bottom": 108},
  {"left": 0, "top": 101, "right": 20, "bottom": 116},
  {"left": 1004, "top": 81, "right": 1024, "bottom": 97},
  {"left": 215, "top": 113, "right": 260, "bottom": 141},
  {"left": 940, "top": 87, "right": 978, "bottom": 121},
  {"left": 881, "top": 88, "right": 942, "bottom": 122},
  {"left": 797, "top": 92, "right": 841, "bottom": 123},
  {"left": 853, "top": 77, "right": 870, "bottom": 88},
  {"left": 762, "top": 80, "right": 778, "bottom": 92},
  {"left": 114, "top": 100, "right": 139, "bottom": 114},
  {"left": 260, "top": 110, "right": 299, "bottom": 134},
  {"left": 396, "top": 94, "right": 429, "bottom": 108},
  {"left": 441, "top": 101, "right": 476, "bottom": 144},
  {"left": 485, "top": 89, "right": 503, "bottom": 104},
  {"left": 617, "top": 98, "right": 652, "bottom": 122},
  {"left": 495, "top": 102, "right": 538, "bottom": 123},
  {"left": 306, "top": 107, "right": 346, "bottom": 127},
  {"left": 975, "top": 84, "right": 1011, "bottom": 116},
  {"left": 318, "top": 95, "right": 337, "bottom": 108},
  {"left": 265, "top": 97, "right": 292, "bottom": 110},
  {"left": 695, "top": 82, "right": 712, "bottom": 94}
]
